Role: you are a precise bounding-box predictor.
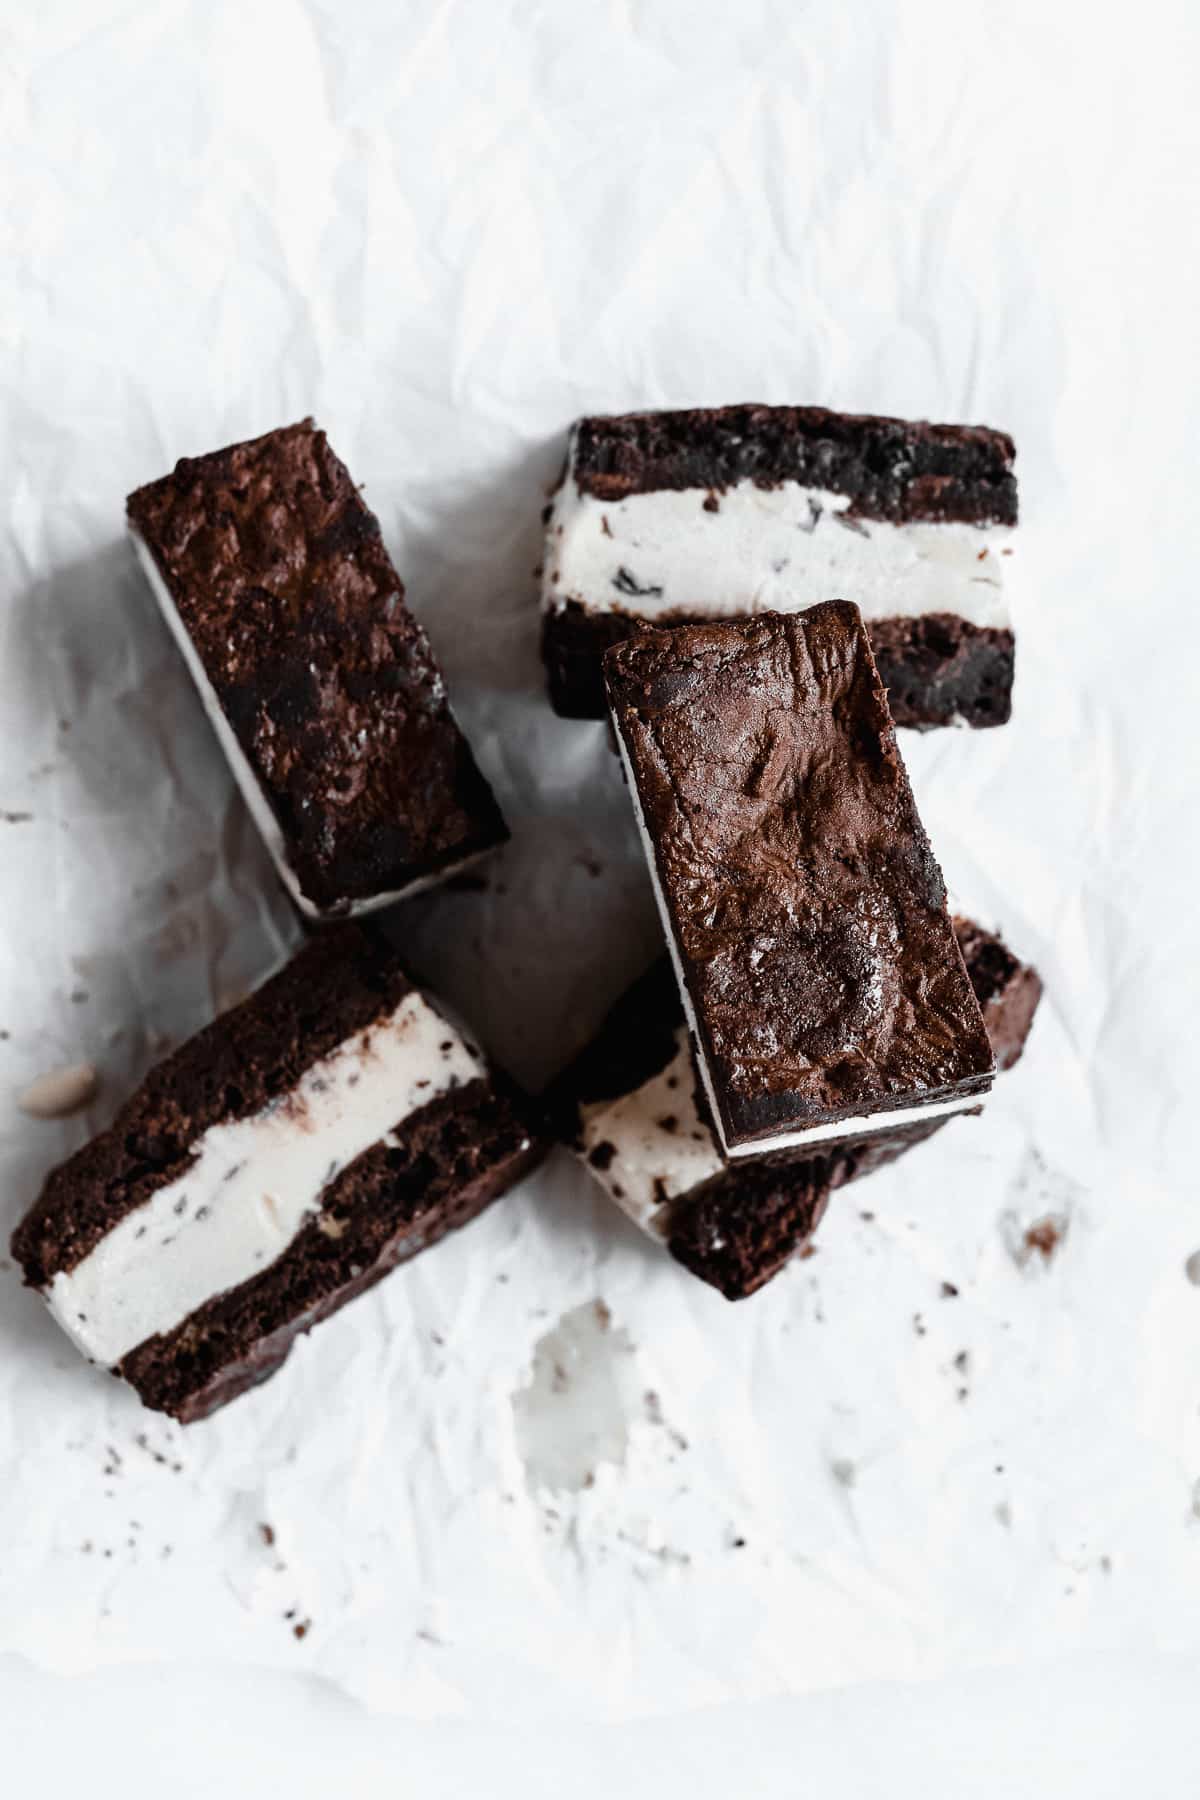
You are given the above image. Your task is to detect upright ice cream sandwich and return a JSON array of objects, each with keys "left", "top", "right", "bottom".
[
  {"left": 604, "top": 604, "right": 995, "bottom": 1162},
  {"left": 128, "top": 420, "right": 507, "bottom": 920}
]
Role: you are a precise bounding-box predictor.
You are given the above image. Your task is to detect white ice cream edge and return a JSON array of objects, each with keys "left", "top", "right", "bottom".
[
  {"left": 576, "top": 1028, "right": 982, "bottom": 1241},
  {"left": 45, "top": 989, "right": 488, "bottom": 1368},
  {"left": 577, "top": 1029, "right": 723, "bottom": 1238},
  {"left": 611, "top": 718, "right": 986, "bottom": 1163},
  {"left": 131, "top": 531, "right": 492, "bottom": 920},
  {"left": 542, "top": 426, "right": 1013, "bottom": 631}
]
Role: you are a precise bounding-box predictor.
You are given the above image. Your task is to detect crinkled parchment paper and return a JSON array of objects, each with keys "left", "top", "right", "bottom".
[{"left": 0, "top": 0, "right": 1197, "bottom": 1721}]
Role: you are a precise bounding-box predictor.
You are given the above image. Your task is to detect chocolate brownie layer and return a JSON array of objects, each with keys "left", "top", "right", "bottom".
[
  {"left": 951, "top": 916, "right": 1043, "bottom": 1071},
  {"left": 605, "top": 604, "right": 994, "bottom": 1155},
  {"left": 868, "top": 615, "right": 1015, "bottom": 730},
  {"left": 664, "top": 1159, "right": 832, "bottom": 1300},
  {"left": 542, "top": 602, "right": 657, "bottom": 721},
  {"left": 571, "top": 407, "right": 1017, "bottom": 525},
  {"left": 128, "top": 421, "right": 507, "bottom": 916},
  {"left": 544, "top": 603, "right": 1015, "bottom": 730},
  {"left": 12, "top": 925, "right": 545, "bottom": 1420}
]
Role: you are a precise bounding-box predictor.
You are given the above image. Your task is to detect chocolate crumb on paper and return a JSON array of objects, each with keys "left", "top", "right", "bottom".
[{"left": 1023, "top": 1217, "right": 1065, "bottom": 1260}]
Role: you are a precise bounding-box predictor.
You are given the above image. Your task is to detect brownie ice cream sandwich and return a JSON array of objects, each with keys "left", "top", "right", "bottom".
[
  {"left": 128, "top": 420, "right": 507, "bottom": 920},
  {"left": 11, "top": 926, "right": 544, "bottom": 1420},
  {"left": 550, "top": 919, "right": 1040, "bottom": 1299},
  {"left": 541, "top": 404, "right": 1017, "bottom": 728}
]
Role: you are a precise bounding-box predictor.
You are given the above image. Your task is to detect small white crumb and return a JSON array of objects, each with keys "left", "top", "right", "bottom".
[{"left": 19, "top": 1061, "right": 98, "bottom": 1119}]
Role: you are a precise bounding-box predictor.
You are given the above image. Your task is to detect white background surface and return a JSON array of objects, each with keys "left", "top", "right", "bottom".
[{"left": 2, "top": 0, "right": 1199, "bottom": 1790}]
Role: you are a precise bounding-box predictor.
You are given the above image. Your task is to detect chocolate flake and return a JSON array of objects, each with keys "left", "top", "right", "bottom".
[{"left": 613, "top": 566, "right": 664, "bottom": 599}]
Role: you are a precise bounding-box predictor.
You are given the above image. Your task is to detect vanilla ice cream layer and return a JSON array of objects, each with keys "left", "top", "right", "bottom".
[
  {"left": 542, "top": 438, "right": 1012, "bottom": 629},
  {"left": 577, "top": 1029, "right": 723, "bottom": 1237}
]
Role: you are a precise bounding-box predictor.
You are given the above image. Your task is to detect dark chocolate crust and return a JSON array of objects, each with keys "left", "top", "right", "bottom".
[
  {"left": 665, "top": 1159, "right": 831, "bottom": 1301},
  {"left": 571, "top": 406, "right": 1017, "bottom": 526},
  {"left": 119, "top": 1080, "right": 543, "bottom": 1422},
  {"left": 951, "top": 916, "right": 1043, "bottom": 1072},
  {"left": 127, "top": 421, "right": 506, "bottom": 912},
  {"left": 13, "top": 927, "right": 416, "bottom": 1287},
  {"left": 543, "top": 602, "right": 1014, "bottom": 730},
  {"left": 605, "top": 604, "right": 994, "bottom": 1152},
  {"left": 868, "top": 615, "right": 1014, "bottom": 731},
  {"left": 542, "top": 602, "right": 648, "bottom": 721}
]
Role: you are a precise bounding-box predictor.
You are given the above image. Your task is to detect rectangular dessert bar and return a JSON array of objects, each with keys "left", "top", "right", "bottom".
[
  {"left": 128, "top": 420, "right": 507, "bottom": 920},
  {"left": 549, "top": 919, "right": 1040, "bottom": 1299},
  {"left": 541, "top": 404, "right": 1017, "bottom": 728},
  {"left": 604, "top": 603, "right": 995, "bottom": 1160},
  {"left": 11, "top": 926, "right": 544, "bottom": 1421}
]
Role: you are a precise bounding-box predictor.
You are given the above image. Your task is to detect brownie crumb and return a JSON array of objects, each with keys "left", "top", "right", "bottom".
[
  {"left": 1024, "top": 1216, "right": 1066, "bottom": 1262},
  {"left": 259, "top": 1523, "right": 276, "bottom": 1547},
  {"left": 941, "top": 1280, "right": 960, "bottom": 1298}
]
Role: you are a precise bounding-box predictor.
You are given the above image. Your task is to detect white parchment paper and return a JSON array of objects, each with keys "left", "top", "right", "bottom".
[{"left": 1, "top": 0, "right": 1197, "bottom": 1720}]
